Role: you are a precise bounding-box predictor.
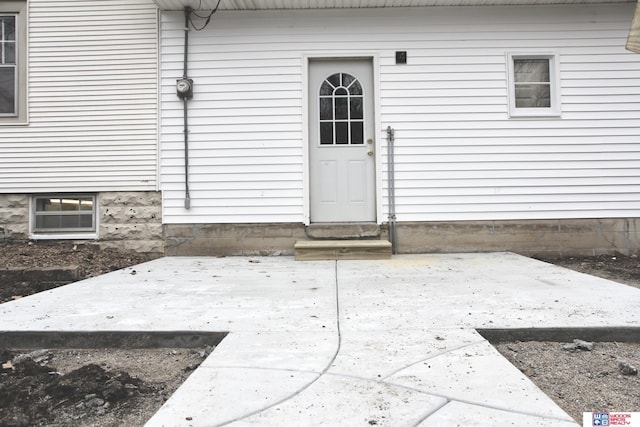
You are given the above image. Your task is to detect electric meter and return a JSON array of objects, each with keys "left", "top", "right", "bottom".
[{"left": 176, "top": 78, "right": 193, "bottom": 99}]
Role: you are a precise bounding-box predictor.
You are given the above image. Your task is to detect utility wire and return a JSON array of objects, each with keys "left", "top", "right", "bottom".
[{"left": 188, "top": 0, "right": 221, "bottom": 31}]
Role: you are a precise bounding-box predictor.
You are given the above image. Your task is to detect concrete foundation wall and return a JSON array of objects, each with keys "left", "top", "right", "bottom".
[
  {"left": 394, "top": 219, "right": 640, "bottom": 257},
  {"left": 165, "top": 219, "right": 640, "bottom": 257},
  {"left": 164, "top": 223, "right": 308, "bottom": 256},
  {"left": 0, "top": 192, "right": 163, "bottom": 255}
]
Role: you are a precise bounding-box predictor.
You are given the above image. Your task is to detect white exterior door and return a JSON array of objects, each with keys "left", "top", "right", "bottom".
[{"left": 309, "top": 59, "right": 376, "bottom": 223}]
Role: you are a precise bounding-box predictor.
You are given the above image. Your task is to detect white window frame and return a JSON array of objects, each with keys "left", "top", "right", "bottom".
[
  {"left": 507, "top": 52, "right": 561, "bottom": 118},
  {"left": 0, "top": 1, "right": 26, "bottom": 125},
  {"left": 30, "top": 195, "right": 98, "bottom": 240}
]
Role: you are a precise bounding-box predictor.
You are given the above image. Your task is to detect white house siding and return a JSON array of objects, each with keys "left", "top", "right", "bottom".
[
  {"left": 0, "top": 0, "right": 159, "bottom": 193},
  {"left": 159, "top": 4, "right": 640, "bottom": 224}
]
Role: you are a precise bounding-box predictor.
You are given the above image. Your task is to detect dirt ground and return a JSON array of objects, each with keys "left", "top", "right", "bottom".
[
  {"left": 1, "top": 241, "right": 639, "bottom": 425},
  {"left": 0, "top": 347, "right": 211, "bottom": 427},
  {"left": 536, "top": 253, "right": 640, "bottom": 290},
  {"left": 0, "top": 241, "right": 156, "bottom": 304}
]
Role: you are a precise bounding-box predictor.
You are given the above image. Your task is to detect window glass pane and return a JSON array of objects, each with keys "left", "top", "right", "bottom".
[
  {"left": 36, "top": 215, "right": 60, "bottom": 229},
  {"left": 36, "top": 198, "right": 60, "bottom": 212},
  {"left": 334, "top": 87, "right": 348, "bottom": 96},
  {"left": 5, "top": 43, "right": 15, "bottom": 64},
  {"left": 60, "top": 215, "right": 79, "bottom": 228},
  {"left": 2, "top": 17, "right": 16, "bottom": 41},
  {"left": 320, "top": 97, "right": 332, "bottom": 120},
  {"left": 342, "top": 73, "right": 355, "bottom": 88},
  {"left": 80, "top": 214, "right": 93, "bottom": 228},
  {"left": 35, "top": 214, "right": 94, "bottom": 231},
  {"left": 320, "top": 122, "right": 333, "bottom": 145},
  {"left": 79, "top": 199, "right": 94, "bottom": 211},
  {"left": 36, "top": 197, "right": 94, "bottom": 212},
  {"left": 350, "top": 122, "right": 363, "bottom": 145},
  {"left": 59, "top": 214, "right": 91, "bottom": 229},
  {"left": 515, "top": 84, "right": 551, "bottom": 108},
  {"left": 335, "top": 122, "right": 348, "bottom": 144},
  {"left": 327, "top": 73, "right": 340, "bottom": 87},
  {"left": 514, "top": 59, "right": 550, "bottom": 83},
  {"left": 319, "top": 81, "right": 333, "bottom": 96},
  {"left": 350, "top": 97, "right": 363, "bottom": 120},
  {"left": 0, "top": 67, "right": 15, "bottom": 115},
  {"left": 61, "top": 198, "right": 81, "bottom": 211},
  {"left": 334, "top": 97, "right": 348, "bottom": 120},
  {"left": 349, "top": 80, "right": 362, "bottom": 95}
]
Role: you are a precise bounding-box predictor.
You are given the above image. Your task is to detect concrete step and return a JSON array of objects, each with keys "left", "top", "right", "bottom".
[{"left": 294, "top": 239, "right": 392, "bottom": 261}]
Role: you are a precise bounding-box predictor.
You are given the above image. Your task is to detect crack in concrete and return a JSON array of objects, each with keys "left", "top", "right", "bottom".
[{"left": 216, "top": 260, "right": 343, "bottom": 426}]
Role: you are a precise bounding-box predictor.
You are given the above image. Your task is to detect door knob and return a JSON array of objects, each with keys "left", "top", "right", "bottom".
[{"left": 367, "top": 150, "right": 374, "bottom": 156}]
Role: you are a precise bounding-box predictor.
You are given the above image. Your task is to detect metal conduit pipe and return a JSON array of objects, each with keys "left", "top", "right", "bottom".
[
  {"left": 386, "top": 126, "right": 397, "bottom": 254},
  {"left": 177, "top": 4, "right": 217, "bottom": 209},
  {"left": 182, "top": 7, "right": 191, "bottom": 209}
]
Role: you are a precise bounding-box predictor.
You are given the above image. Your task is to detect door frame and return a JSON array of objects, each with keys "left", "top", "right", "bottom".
[{"left": 302, "top": 53, "right": 383, "bottom": 225}]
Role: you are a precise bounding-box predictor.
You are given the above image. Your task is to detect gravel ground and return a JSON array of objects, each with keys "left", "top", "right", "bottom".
[{"left": 496, "top": 341, "right": 639, "bottom": 423}]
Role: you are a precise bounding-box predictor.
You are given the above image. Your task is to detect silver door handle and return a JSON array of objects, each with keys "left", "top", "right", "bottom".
[{"left": 367, "top": 150, "right": 374, "bottom": 156}]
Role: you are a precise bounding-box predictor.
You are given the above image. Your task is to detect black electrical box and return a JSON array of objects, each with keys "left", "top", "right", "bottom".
[{"left": 396, "top": 51, "right": 407, "bottom": 64}]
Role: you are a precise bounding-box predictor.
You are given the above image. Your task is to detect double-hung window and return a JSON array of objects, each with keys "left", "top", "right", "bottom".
[
  {"left": 507, "top": 52, "right": 561, "bottom": 117},
  {"left": 0, "top": 1, "right": 26, "bottom": 124},
  {"left": 0, "top": 15, "right": 16, "bottom": 115}
]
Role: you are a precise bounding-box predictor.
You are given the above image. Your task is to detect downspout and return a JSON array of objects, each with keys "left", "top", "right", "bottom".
[
  {"left": 182, "top": 7, "right": 191, "bottom": 209},
  {"left": 386, "top": 126, "right": 397, "bottom": 254}
]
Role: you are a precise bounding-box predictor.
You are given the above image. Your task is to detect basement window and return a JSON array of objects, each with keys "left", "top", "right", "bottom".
[
  {"left": 507, "top": 52, "right": 561, "bottom": 117},
  {"left": 32, "top": 195, "right": 97, "bottom": 236}
]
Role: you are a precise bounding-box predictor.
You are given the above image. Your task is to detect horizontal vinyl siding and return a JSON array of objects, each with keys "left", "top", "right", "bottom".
[
  {"left": 160, "top": 4, "right": 640, "bottom": 223},
  {"left": 378, "top": 5, "right": 640, "bottom": 221},
  {"left": 0, "top": 0, "right": 158, "bottom": 193}
]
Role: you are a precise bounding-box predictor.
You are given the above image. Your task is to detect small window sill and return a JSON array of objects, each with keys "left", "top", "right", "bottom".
[
  {"left": 0, "top": 118, "right": 29, "bottom": 126},
  {"left": 509, "top": 109, "right": 562, "bottom": 119},
  {"left": 30, "top": 233, "right": 98, "bottom": 241}
]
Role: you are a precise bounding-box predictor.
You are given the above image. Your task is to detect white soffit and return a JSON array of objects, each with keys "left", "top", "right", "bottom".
[{"left": 152, "top": 0, "right": 635, "bottom": 11}]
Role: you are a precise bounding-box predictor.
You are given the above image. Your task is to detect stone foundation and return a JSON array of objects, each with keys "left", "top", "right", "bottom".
[
  {"left": 0, "top": 194, "right": 29, "bottom": 239},
  {"left": 0, "top": 192, "right": 163, "bottom": 255},
  {"left": 165, "top": 219, "right": 640, "bottom": 257},
  {"left": 98, "top": 192, "right": 163, "bottom": 254}
]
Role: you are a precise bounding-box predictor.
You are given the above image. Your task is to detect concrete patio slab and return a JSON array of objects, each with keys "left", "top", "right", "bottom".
[
  {"left": 336, "top": 253, "right": 640, "bottom": 330},
  {"left": 385, "top": 339, "right": 573, "bottom": 421},
  {"left": 226, "top": 374, "right": 448, "bottom": 426},
  {"left": 0, "top": 256, "right": 337, "bottom": 332},
  {"left": 418, "top": 400, "right": 580, "bottom": 427},
  {"left": 1, "top": 252, "right": 639, "bottom": 426},
  {"left": 145, "top": 367, "right": 320, "bottom": 426},
  {"left": 329, "top": 328, "right": 485, "bottom": 379},
  {"left": 204, "top": 331, "right": 337, "bottom": 372}
]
